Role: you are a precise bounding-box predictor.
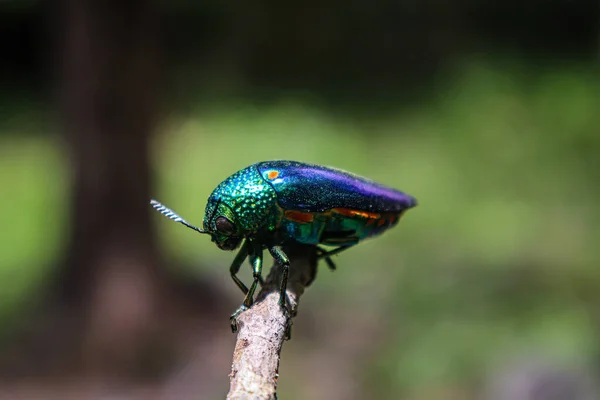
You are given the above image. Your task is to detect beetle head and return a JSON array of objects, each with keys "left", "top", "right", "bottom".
[{"left": 204, "top": 200, "right": 243, "bottom": 251}]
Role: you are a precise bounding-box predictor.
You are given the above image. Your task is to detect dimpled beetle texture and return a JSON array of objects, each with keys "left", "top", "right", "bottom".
[{"left": 204, "top": 165, "right": 278, "bottom": 232}]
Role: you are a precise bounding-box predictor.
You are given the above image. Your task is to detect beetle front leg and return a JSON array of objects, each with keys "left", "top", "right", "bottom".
[
  {"left": 230, "top": 248, "right": 264, "bottom": 332},
  {"left": 269, "top": 246, "right": 292, "bottom": 340},
  {"left": 228, "top": 241, "right": 250, "bottom": 333},
  {"left": 229, "top": 240, "right": 250, "bottom": 295}
]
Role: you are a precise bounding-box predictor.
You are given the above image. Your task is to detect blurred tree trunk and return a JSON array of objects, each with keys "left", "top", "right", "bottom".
[{"left": 57, "top": 0, "right": 165, "bottom": 376}]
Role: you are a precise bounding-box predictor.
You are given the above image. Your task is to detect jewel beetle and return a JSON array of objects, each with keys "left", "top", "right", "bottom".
[{"left": 150, "top": 160, "right": 417, "bottom": 335}]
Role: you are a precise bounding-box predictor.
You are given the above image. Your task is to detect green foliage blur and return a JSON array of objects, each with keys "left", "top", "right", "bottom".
[{"left": 1, "top": 54, "right": 599, "bottom": 398}]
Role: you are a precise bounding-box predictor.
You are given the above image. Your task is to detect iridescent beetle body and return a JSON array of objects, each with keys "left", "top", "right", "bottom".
[{"left": 151, "top": 160, "right": 417, "bottom": 336}]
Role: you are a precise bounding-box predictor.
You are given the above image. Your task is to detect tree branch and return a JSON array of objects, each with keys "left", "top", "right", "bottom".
[{"left": 227, "top": 243, "right": 317, "bottom": 400}]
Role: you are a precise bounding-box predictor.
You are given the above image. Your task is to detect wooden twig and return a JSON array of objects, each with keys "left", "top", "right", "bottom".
[{"left": 227, "top": 243, "right": 317, "bottom": 400}]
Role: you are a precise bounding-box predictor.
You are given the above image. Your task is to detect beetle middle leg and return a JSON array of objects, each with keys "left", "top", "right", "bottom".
[
  {"left": 269, "top": 246, "right": 292, "bottom": 340},
  {"left": 243, "top": 248, "right": 263, "bottom": 308}
]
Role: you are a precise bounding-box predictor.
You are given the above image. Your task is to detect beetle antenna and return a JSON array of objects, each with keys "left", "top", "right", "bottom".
[{"left": 150, "top": 199, "right": 208, "bottom": 234}]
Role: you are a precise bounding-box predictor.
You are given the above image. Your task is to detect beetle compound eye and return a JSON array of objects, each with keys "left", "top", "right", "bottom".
[{"left": 215, "top": 216, "right": 236, "bottom": 235}]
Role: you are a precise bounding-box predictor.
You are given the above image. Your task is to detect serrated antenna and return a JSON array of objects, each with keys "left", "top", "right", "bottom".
[{"left": 150, "top": 199, "right": 208, "bottom": 234}]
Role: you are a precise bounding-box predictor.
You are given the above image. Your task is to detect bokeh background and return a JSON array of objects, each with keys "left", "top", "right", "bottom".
[{"left": 1, "top": 0, "right": 599, "bottom": 399}]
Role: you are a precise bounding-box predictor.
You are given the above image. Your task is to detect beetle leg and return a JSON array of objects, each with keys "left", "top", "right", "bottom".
[
  {"left": 322, "top": 256, "right": 337, "bottom": 271},
  {"left": 230, "top": 253, "right": 260, "bottom": 333},
  {"left": 316, "top": 245, "right": 354, "bottom": 271},
  {"left": 269, "top": 246, "right": 292, "bottom": 340},
  {"left": 243, "top": 248, "right": 263, "bottom": 308},
  {"left": 316, "top": 246, "right": 337, "bottom": 271},
  {"left": 248, "top": 254, "right": 265, "bottom": 286},
  {"left": 230, "top": 304, "right": 248, "bottom": 333},
  {"left": 229, "top": 240, "right": 251, "bottom": 295},
  {"left": 268, "top": 246, "right": 290, "bottom": 307},
  {"left": 317, "top": 245, "right": 354, "bottom": 259},
  {"left": 230, "top": 241, "right": 263, "bottom": 333}
]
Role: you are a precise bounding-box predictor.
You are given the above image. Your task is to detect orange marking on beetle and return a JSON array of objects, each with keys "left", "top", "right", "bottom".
[
  {"left": 285, "top": 210, "right": 314, "bottom": 223},
  {"left": 377, "top": 218, "right": 387, "bottom": 227},
  {"left": 389, "top": 215, "right": 397, "bottom": 224},
  {"left": 333, "top": 208, "right": 381, "bottom": 219},
  {"left": 266, "top": 170, "right": 279, "bottom": 180}
]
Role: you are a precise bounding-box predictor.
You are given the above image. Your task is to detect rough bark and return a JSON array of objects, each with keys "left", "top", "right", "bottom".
[{"left": 227, "top": 244, "right": 317, "bottom": 400}]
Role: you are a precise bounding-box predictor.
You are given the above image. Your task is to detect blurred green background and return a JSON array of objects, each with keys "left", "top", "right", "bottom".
[{"left": 0, "top": 1, "right": 599, "bottom": 399}]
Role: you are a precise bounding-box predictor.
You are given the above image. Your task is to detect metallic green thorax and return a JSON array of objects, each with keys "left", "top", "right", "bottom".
[{"left": 203, "top": 165, "right": 279, "bottom": 235}]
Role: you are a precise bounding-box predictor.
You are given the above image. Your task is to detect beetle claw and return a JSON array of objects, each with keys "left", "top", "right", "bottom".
[{"left": 230, "top": 304, "right": 249, "bottom": 333}]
